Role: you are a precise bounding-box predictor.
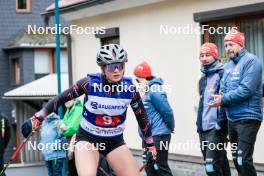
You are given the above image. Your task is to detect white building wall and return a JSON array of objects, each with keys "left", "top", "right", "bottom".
[{"left": 66, "top": 0, "right": 264, "bottom": 163}]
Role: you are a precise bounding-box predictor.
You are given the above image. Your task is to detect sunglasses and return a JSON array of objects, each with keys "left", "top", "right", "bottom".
[{"left": 105, "top": 63, "right": 124, "bottom": 72}]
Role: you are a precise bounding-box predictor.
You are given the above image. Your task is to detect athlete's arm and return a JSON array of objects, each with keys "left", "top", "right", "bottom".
[
  {"left": 130, "top": 91, "right": 154, "bottom": 147},
  {"left": 36, "top": 77, "right": 89, "bottom": 119}
]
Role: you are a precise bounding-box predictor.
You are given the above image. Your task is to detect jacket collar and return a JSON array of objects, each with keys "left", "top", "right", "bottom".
[{"left": 231, "top": 48, "right": 247, "bottom": 64}]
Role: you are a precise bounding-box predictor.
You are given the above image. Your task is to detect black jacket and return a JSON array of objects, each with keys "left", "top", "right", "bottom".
[{"left": 0, "top": 112, "right": 11, "bottom": 156}]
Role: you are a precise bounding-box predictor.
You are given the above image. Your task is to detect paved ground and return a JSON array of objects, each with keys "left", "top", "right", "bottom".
[
  {"left": 6, "top": 156, "right": 264, "bottom": 176},
  {"left": 135, "top": 156, "right": 264, "bottom": 176}
]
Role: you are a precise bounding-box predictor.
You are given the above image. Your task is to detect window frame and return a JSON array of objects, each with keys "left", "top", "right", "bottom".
[
  {"left": 34, "top": 49, "right": 53, "bottom": 80},
  {"left": 16, "top": 0, "right": 31, "bottom": 13},
  {"left": 95, "top": 27, "right": 120, "bottom": 45},
  {"left": 202, "top": 15, "right": 263, "bottom": 43},
  {"left": 100, "top": 36, "right": 120, "bottom": 45},
  {"left": 10, "top": 58, "right": 21, "bottom": 85}
]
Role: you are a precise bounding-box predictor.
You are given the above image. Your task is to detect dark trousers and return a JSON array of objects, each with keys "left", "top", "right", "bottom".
[
  {"left": 143, "top": 134, "right": 173, "bottom": 176},
  {"left": 45, "top": 158, "right": 66, "bottom": 176},
  {"left": 67, "top": 156, "right": 77, "bottom": 176},
  {"left": 199, "top": 129, "right": 231, "bottom": 176},
  {"left": 66, "top": 136, "right": 78, "bottom": 176},
  {"left": 0, "top": 155, "right": 5, "bottom": 176},
  {"left": 97, "top": 155, "right": 115, "bottom": 176},
  {"left": 228, "top": 120, "right": 261, "bottom": 176}
]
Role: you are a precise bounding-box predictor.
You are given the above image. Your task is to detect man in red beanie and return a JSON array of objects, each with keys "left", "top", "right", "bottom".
[
  {"left": 209, "top": 29, "right": 262, "bottom": 176},
  {"left": 197, "top": 43, "right": 230, "bottom": 176},
  {"left": 134, "top": 61, "right": 174, "bottom": 176}
]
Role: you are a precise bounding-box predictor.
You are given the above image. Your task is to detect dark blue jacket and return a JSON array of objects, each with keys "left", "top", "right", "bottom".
[
  {"left": 221, "top": 49, "right": 263, "bottom": 122},
  {"left": 140, "top": 77, "right": 174, "bottom": 137},
  {"left": 197, "top": 61, "right": 227, "bottom": 132}
]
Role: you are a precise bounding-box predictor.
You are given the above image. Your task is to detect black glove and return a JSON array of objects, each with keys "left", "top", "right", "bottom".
[{"left": 21, "top": 116, "right": 42, "bottom": 138}]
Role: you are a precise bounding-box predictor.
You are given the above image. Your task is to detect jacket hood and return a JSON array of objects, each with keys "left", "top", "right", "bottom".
[
  {"left": 148, "top": 77, "right": 164, "bottom": 87},
  {"left": 45, "top": 113, "right": 59, "bottom": 123},
  {"left": 201, "top": 60, "right": 223, "bottom": 75}
]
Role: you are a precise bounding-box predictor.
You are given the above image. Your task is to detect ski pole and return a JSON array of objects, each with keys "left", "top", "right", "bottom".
[
  {"left": 139, "top": 163, "right": 147, "bottom": 172},
  {"left": 139, "top": 161, "right": 159, "bottom": 172},
  {"left": 0, "top": 128, "right": 38, "bottom": 176},
  {"left": 98, "top": 166, "right": 112, "bottom": 176}
]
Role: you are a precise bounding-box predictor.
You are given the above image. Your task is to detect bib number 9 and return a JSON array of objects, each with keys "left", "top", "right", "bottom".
[
  {"left": 95, "top": 115, "right": 121, "bottom": 126},
  {"left": 102, "top": 116, "right": 112, "bottom": 125}
]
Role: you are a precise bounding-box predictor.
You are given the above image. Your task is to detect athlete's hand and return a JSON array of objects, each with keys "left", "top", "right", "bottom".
[
  {"left": 21, "top": 116, "right": 42, "bottom": 138},
  {"left": 59, "top": 122, "right": 67, "bottom": 132},
  {"left": 146, "top": 146, "right": 157, "bottom": 162}
]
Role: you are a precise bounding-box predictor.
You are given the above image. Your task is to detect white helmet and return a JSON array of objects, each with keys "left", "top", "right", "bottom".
[{"left": 96, "top": 44, "right": 128, "bottom": 66}]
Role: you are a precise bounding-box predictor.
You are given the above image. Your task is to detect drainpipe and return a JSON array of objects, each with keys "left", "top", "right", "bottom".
[{"left": 54, "top": 0, "right": 62, "bottom": 117}]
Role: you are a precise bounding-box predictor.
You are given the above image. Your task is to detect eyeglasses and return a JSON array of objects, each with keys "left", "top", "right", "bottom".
[{"left": 105, "top": 63, "right": 124, "bottom": 72}]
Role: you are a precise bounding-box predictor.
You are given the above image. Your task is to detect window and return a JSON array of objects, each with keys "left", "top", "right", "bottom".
[
  {"left": 34, "top": 50, "right": 50, "bottom": 79},
  {"left": 16, "top": 0, "right": 31, "bottom": 13},
  {"left": 101, "top": 36, "right": 120, "bottom": 45},
  {"left": 204, "top": 22, "right": 233, "bottom": 62},
  {"left": 204, "top": 18, "right": 264, "bottom": 63},
  {"left": 95, "top": 27, "right": 120, "bottom": 45},
  {"left": 194, "top": 2, "right": 264, "bottom": 65},
  {"left": 11, "top": 58, "right": 21, "bottom": 85},
  {"left": 203, "top": 17, "right": 264, "bottom": 81},
  {"left": 34, "top": 49, "right": 68, "bottom": 79},
  {"left": 53, "top": 50, "right": 69, "bottom": 73}
]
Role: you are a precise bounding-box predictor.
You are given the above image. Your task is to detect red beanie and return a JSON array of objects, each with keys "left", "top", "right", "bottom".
[
  {"left": 134, "top": 61, "right": 152, "bottom": 78},
  {"left": 200, "top": 42, "right": 219, "bottom": 60},
  {"left": 224, "top": 28, "right": 245, "bottom": 47}
]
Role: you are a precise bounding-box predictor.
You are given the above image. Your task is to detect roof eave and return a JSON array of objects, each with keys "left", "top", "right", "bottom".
[
  {"left": 2, "top": 96, "right": 54, "bottom": 100},
  {"left": 3, "top": 46, "right": 67, "bottom": 50},
  {"left": 41, "top": 0, "right": 114, "bottom": 17}
]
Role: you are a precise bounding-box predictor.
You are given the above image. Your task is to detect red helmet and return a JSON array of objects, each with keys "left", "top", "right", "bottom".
[{"left": 134, "top": 61, "right": 152, "bottom": 78}]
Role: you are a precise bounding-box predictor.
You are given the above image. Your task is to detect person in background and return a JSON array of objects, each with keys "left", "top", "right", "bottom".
[
  {"left": 262, "top": 84, "right": 264, "bottom": 105},
  {"left": 0, "top": 112, "right": 10, "bottom": 176},
  {"left": 209, "top": 29, "right": 262, "bottom": 176},
  {"left": 134, "top": 61, "right": 174, "bottom": 176},
  {"left": 41, "top": 113, "right": 66, "bottom": 176},
  {"left": 197, "top": 43, "right": 230, "bottom": 176},
  {"left": 60, "top": 99, "right": 83, "bottom": 176}
]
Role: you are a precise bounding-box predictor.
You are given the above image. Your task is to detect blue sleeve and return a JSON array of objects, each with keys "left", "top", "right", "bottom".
[
  {"left": 222, "top": 58, "right": 262, "bottom": 105},
  {"left": 149, "top": 85, "right": 175, "bottom": 131}
]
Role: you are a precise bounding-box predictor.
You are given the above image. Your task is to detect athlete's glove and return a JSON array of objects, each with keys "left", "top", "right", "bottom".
[
  {"left": 142, "top": 145, "right": 159, "bottom": 171},
  {"left": 146, "top": 146, "right": 157, "bottom": 162},
  {"left": 21, "top": 115, "right": 42, "bottom": 138}
]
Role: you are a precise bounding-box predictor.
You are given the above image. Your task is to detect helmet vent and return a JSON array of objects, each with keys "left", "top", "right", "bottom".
[
  {"left": 118, "top": 54, "right": 125, "bottom": 60},
  {"left": 112, "top": 49, "right": 116, "bottom": 57}
]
